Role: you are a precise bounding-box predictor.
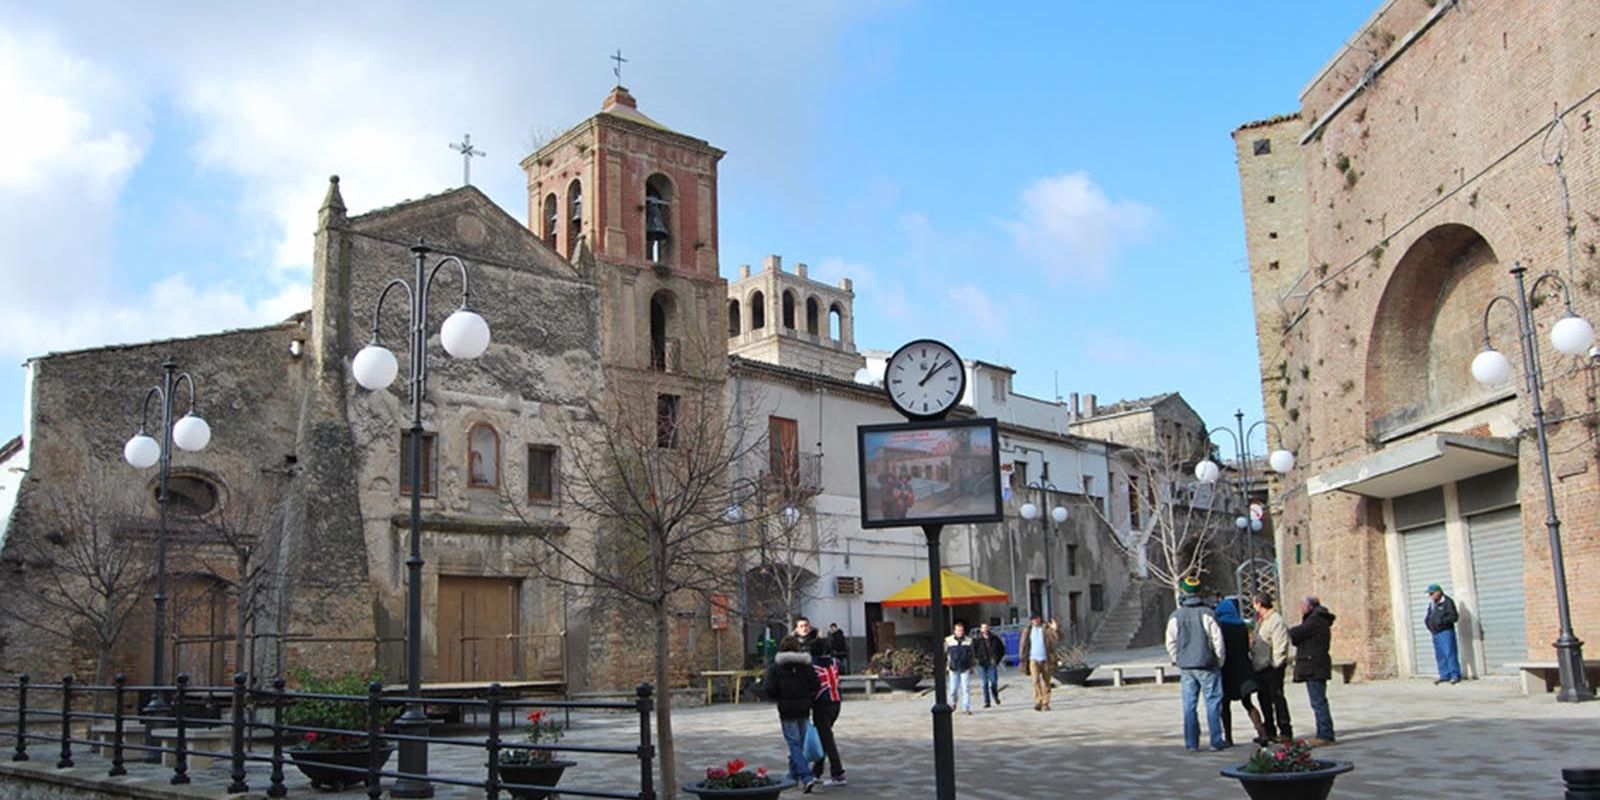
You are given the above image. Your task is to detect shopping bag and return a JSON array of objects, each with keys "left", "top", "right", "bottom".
[{"left": 803, "top": 721, "right": 825, "bottom": 763}]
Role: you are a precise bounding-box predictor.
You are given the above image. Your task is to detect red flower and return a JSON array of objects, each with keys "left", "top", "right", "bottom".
[
  {"left": 527, "top": 710, "right": 544, "bottom": 724},
  {"left": 706, "top": 767, "right": 728, "bottom": 780},
  {"left": 756, "top": 767, "right": 768, "bottom": 778},
  {"left": 727, "top": 758, "right": 745, "bottom": 775},
  {"left": 304, "top": 732, "right": 318, "bottom": 742}
]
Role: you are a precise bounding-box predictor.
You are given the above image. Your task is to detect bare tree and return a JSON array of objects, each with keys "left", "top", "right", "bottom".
[
  {"left": 746, "top": 487, "right": 834, "bottom": 633},
  {"left": 191, "top": 491, "right": 286, "bottom": 678},
  {"left": 1086, "top": 441, "right": 1235, "bottom": 598},
  {"left": 508, "top": 364, "right": 771, "bottom": 798},
  {"left": 4, "top": 478, "right": 154, "bottom": 689}
]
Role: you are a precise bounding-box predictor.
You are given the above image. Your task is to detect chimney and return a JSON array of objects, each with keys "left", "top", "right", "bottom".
[
  {"left": 796, "top": 262, "right": 808, "bottom": 279},
  {"left": 1069, "top": 392, "right": 1080, "bottom": 420},
  {"left": 738, "top": 264, "right": 751, "bottom": 279},
  {"left": 1086, "top": 394, "right": 1098, "bottom": 416},
  {"left": 764, "top": 254, "right": 782, "bottom": 273}
]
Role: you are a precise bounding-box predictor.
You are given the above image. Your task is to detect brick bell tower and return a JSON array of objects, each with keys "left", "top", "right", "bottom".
[{"left": 521, "top": 86, "right": 728, "bottom": 383}]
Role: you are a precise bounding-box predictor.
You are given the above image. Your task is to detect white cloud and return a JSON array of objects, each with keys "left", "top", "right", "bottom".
[
  {"left": 814, "top": 256, "right": 910, "bottom": 322},
  {"left": 944, "top": 282, "right": 1006, "bottom": 339},
  {"left": 1004, "top": 172, "right": 1153, "bottom": 282}
]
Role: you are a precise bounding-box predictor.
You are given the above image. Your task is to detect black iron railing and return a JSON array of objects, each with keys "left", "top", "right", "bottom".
[{"left": 0, "top": 673, "right": 655, "bottom": 799}]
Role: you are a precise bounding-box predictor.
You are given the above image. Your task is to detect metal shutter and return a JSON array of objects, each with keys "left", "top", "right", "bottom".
[
  {"left": 1468, "top": 508, "right": 1527, "bottom": 674},
  {"left": 1401, "top": 523, "right": 1451, "bottom": 676}
]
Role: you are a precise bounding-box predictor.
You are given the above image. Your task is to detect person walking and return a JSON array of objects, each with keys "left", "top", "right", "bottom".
[
  {"left": 1164, "top": 576, "right": 1227, "bottom": 752},
  {"left": 944, "top": 621, "right": 976, "bottom": 715},
  {"left": 764, "top": 636, "right": 822, "bottom": 793},
  {"left": 1424, "top": 583, "right": 1462, "bottom": 685},
  {"left": 1289, "top": 595, "right": 1337, "bottom": 747},
  {"left": 972, "top": 621, "right": 1007, "bottom": 708},
  {"left": 1249, "top": 594, "right": 1293, "bottom": 743},
  {"left": 794, "top": 617, "right": 819, "bottom": 648},
  {"left": 807, "top": 638, "right": 847, "bottom": 786},
  {"left": 827, "top": 623, "right": 850, "bottom": 675},
  {"left": 1214, "top": 598, "right": 1262, "bottom": 746},
  {"left": 1017, "top": 614, "right": 1060, "bottom": 711}
]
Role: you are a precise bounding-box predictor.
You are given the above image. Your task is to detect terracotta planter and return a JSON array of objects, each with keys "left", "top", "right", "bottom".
[
  {"left": 882, "top": 674, "right": 924, "bottom": 691},
  {"left": 682, "top": 778, "right": 795, "bottom": 799},
  {"left": 497, "top": 758, "right": 576, "bottom": 800},
  {"left": 1054, "top": 666, "right": 1094, "bottom": 686},
  {"left": 1220, "top": 760, "right": 1353, "bottom": 800},
  {"left": 288, "top": 744, "right": 395, "bottom": 790}
]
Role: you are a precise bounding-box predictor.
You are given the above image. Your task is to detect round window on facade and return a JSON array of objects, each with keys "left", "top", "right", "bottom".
[{"left": 157, "top": 474, "right": 222, "bottom": 516}]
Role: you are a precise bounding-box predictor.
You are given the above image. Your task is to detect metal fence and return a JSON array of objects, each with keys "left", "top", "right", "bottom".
[{"left": 0, "top": 673, "right": 655, "bottom": 799}]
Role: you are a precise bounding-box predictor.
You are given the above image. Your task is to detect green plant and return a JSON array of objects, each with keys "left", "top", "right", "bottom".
[
  {"left": 866, "top": 647, "right": 933, "bottom": 677},
  {"left": 284, "top": 669, "right": 400, "bottom": 751},
  {"left": 500, "top": 709, "right": 564, "bottom": 765},
  {"left": 700, "top": 758, "right": 773, "bottom": 789},
  {"left": 1240, "top": 738, "right": 1328, "bottom": 774}
]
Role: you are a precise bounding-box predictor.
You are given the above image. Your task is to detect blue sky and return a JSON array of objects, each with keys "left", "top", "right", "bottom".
[{"left": 0, "top": 2, "right": 1377, "bottom": 448}]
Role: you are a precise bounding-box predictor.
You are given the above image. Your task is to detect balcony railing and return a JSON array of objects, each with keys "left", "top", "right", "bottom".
[{"left": 764, "top": 450, "right": 822, "bottom": 496}]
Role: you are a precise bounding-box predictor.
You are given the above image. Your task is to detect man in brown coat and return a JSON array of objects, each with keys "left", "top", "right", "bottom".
[{"left": 1016, "top": 614, "right": 1061, "bottom": 711}]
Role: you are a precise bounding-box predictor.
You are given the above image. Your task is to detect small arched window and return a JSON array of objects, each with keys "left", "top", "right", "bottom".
[
  {"left": 542, "top": 194, "right": 558, "bottom": 251},
  {"left": 751, "top": 291, "right": 766, "bottom": 329},
  {"left": 728, "top": 299, "right": 741, "bottom": 338},
  {"left": 781, "top": 290, "right": 796, "bottom": 329},
  {"left": 805, "top": 297, "right": 820, "bottom": 335},
  {"left": 566, "top": 180, "right": 582, "bottom": 258},
  {"left": 468, "top": 423, "right": 500, "bottom": 488},
  {"left": 645, "top": 174, "right": 673, "bottom": 265},
  {"left": 828, "top": 304, "right": 843, "bottom": 341},
  {"left": 650, "top": 290, "right": 677, "bottom": 371}
]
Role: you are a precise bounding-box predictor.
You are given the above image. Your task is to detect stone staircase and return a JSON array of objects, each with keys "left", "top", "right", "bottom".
[{"left": 1089, "top": 583, "right": 1153, "bottom": 652}]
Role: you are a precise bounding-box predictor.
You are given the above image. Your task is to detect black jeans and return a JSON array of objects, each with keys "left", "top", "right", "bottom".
[
  {"left": 1254, "top": 665, "right": 1292, "bottom": 738},
  {"left": 810, "top": 703, "right": 844, "bottom": 779}
]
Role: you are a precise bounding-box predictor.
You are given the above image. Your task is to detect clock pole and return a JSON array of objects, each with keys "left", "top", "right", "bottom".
[{"left": 923, "top": 523, "right": 957, "bottom": 800}]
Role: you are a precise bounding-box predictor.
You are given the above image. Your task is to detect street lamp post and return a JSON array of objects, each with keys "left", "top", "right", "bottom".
[
  {"left": 352, "top": 240, "right": 492, "bottom": 796},
  {"left": 123, "top": 360, "right": 213, "bottom": 720},
  {"left": 1470, "top": 262, "right": 1595, "bottom": 703},
  {"left": 1019, "top": 482, "right": 1067, "bottom": 623},
  {"left": 1194, "top": 415, "right": 1294, "bottom": 599}
]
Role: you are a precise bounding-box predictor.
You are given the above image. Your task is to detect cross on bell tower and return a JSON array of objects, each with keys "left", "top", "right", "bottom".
[{"left": 610, "top": 49, "right": 628, "bottom": 87}]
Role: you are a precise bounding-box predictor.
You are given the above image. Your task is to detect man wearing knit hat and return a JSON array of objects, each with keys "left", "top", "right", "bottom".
[
  {"left": 1164, "top": 575, "right": 1227, "bottom": 751},
  {"left": 1424, "top": 583, "right": 1462, "bottom": 685}
]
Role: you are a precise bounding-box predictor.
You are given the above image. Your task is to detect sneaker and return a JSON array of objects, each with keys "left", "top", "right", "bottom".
[
  {"left": 828, "top": 773, "right": 848, "bottom": 786},
  {"left": 1432, "top": 678, "right": 1443, "bottom": 685},
  {"left": 802, "top": 778, "right": 819, "bottom": 794},
  {"left": 1449, "top": 677, "right": 1460, "bottom": 685},
  {"left": 1210, "top": 743, "right": 1232, "bottom": 752},
  {"left": 983, "top": 702, "right": 991, "bottom": 708}
]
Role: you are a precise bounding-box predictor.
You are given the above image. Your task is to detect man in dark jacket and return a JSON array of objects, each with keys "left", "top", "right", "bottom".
[
  {"left": 827, "top": 623, "right": 850, "bottom": 674},
  {"left": 765, "top": 636, "right": 821, "bottom": 792},
  {"left": 971, "top": 622, "right": 1007, "bottom": 709},
  {"left": 944, "top": 622, "right": 976, "bottom": 714},
  {"left": 1289, "top": 596, "right": 1337, "bottom": 746},
  {"left": 1424, "top": 583, "right": 1462, "bottom": 685}
]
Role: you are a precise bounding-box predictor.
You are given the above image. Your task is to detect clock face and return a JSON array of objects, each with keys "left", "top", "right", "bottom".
[{"left": 885, "top": 339, "right": 965, "bottom": 419}]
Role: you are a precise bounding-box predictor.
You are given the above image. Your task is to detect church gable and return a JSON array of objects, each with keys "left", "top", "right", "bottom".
[{"left": 350, "top": 185, "right": 585, "bottom": 283}]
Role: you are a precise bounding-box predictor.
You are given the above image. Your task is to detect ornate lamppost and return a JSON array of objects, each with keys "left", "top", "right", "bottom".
[
  {"left": 123, "top": 359, "right": 213, "bottom": 718},
  {"left": 1194, "top": 413, "right": 1294, "bottom": 598},
  {"left": 351, "top": 240, "right": 492, "bottom": 796},
  {"left": 1019, "top": 481, "right": 1067, "bottom": 622},
  {"left": 1469, "top": 262, "right": 1594, "bottom": 703}
]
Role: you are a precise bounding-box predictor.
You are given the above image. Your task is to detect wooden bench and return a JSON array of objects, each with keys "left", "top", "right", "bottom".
[
  {"left": 1102, "top": 663, "right": 1168, "bottom": 687},
  {"left": 1509, "top": 661, "right": 1600, "bottom": 695}
]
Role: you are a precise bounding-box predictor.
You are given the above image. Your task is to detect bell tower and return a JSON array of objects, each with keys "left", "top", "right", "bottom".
[{"left": 521, "top": 85, "right": 728, "bottom": 383}]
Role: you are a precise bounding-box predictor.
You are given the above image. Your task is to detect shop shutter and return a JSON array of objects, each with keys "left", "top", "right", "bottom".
[
  {"left": 1468, "top": 508, "right": 1527, "bottom": 674},
  {"left": 1400, "top": 523, "right": 1451, "bottom": 675}
]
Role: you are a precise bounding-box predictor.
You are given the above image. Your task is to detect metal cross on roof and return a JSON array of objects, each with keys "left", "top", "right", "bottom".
[
  {"left": 611, "top": 49, "right": 628, "bottom": 87},
  {"left": 449, "top": 134, "right": 485, "bottom": 186}
]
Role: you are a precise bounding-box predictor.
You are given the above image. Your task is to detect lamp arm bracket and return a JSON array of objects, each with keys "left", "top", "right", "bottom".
[
  {"left": 171, "top": 372, "right": 199, "bottom": 416},
  {"left": 424, "top": 255, "right": 472, "bottom": 310},
  {"left": 1481, "top": 294, "right": 1522, "bottom": 350},
  {"left": 369, "top": 278, "right": 415, "bottom": 345},
  {"left": 1527, "top": 271, "right": 1577, "bottom": 314},
  {"left": 138, "top": 386, "right": 165, "bottom": 433}
]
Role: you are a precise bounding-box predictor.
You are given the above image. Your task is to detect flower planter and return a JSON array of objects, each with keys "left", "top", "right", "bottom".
[
  {"left": 882, "top": 674, "right": 924, "bottom": 691},
  {"left": 1054, "top": 666, "right": 1094, "bottom": 686},
  {"left": 289, "top": 744, "right": 395, "bottom": 790},
  {"left": 498, "top": 759, "right": 576, "bottom": 800},
  {"left": 1220, "top": 760, "right": 1353, "bottom": 800},
  {"left": 682, "top": 778, "right": 796, "bottom": 799}
]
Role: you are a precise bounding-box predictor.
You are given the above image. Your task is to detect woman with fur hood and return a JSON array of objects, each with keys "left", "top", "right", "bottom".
[{"left": 765, "top": 635, "right": 821, "bottom": 792}]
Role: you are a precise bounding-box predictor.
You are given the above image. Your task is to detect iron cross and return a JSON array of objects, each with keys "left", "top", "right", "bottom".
[
  {"left": 449, "top": 134, "right": 485, "bottom": 186},
  {"left": 611, "top": 49, "right": 628, "bottom": 86}
]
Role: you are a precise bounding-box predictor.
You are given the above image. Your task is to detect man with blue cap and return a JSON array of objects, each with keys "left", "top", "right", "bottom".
[{"left": 1424, "top": 583, "right": 1462, "bottom": 684}]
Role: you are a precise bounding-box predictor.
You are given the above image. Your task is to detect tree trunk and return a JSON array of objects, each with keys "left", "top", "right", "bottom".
[{"left": 654, "top": 602, "right": 676, "bottom": 799}]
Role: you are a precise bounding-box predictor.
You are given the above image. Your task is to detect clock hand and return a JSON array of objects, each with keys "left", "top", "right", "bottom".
[{"left": 919, "top": 359, "right": 950, "bottom": 386}]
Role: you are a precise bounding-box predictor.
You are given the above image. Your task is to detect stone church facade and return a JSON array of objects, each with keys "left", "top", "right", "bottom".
[{"left": 1236, "top": 0, "right": 1600, "bottom": 680}]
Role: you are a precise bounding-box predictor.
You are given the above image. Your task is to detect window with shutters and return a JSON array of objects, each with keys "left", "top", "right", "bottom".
[{"left": 527, "top": 445, "right": 558, "bottom": 504}]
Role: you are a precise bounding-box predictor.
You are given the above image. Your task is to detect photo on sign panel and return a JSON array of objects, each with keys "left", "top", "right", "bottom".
[{"left": 857, "top": 418, "right": 1002, "bottom": 528}]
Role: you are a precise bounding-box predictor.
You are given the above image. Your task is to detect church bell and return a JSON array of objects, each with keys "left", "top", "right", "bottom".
[{"left": 645, "top": 197, "right": 670, "bottom": 241}]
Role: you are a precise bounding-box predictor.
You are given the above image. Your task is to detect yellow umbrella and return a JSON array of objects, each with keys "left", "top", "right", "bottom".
[{"left": 881, "top": 570, "right": 1009, "bottom": 608}]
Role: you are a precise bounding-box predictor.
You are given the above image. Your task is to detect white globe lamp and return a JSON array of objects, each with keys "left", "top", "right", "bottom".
[
  {"left": 124, "top": 434, "right": 161, "bottom": 469},
  {"left": 1051, "top": 506, "right": 1068, "bottom": 524},
  {"left": 1194, "top": 459, "right": 1221, "bottom": 484},
  {"left": 352, "top": 344, "right": 399, "bottom": 390},
  {"left": 1268, "top": 449, "right": 1295, "bottom": 474},
  {"left": 1020, "top": 502, "right": 1039, "bottom": 521},
  {"left": 1470, "top": 348, "right": 1513, "bottom": 386},
  {"left": 171, "top": 414, "right": 211, "bottom": 452},
  {"left": 781, "top": 506, "right": 801, "bottom": 527},
  {"left": 441, "top": 309, "right": 491, "bottom": 359},
  {"left": 1235, "top": 516, "right": 1249, "bottom": 530},
  {"left": 1551, "top": 314, "right": 1594, "bottom": 356}
]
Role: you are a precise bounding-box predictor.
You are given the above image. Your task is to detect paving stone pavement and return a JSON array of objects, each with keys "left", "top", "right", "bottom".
[{"left": 3, "top": 676, "right": 1595, "bottom": 798}]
